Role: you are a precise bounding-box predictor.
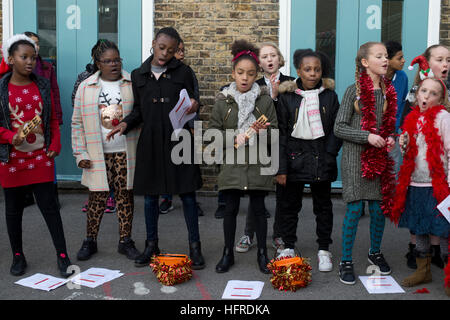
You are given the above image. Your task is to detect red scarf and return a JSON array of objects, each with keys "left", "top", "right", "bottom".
[
  {"left": 391, "top": 105, "right": 450, "bottom": 289},
  {"left": 358, "top": 71, "right": 397, "bottom": 216}
]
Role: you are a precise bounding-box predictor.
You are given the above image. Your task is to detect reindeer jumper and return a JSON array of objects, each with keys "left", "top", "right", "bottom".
[{"left": 0, "top": 82, "right": 60, "bottom": 188}]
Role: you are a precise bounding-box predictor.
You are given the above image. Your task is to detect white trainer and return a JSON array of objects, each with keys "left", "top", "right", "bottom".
[
  {"left": 276, "top": 248, "right": 296, "bottom": 259},
  {"left": 318, "top": 250, "right": 333, "bottom": 272}
]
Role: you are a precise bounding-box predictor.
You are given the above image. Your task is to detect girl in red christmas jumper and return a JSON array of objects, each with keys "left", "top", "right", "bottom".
[
  {"left": 391, "top": 77, "right": 450, "bottom": 296},
  {"left": 0, "top": 35, "right": 72, "bottom": 278}
]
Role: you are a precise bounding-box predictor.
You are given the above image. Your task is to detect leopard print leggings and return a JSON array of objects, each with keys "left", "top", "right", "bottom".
[{"left": 86, "top": 152, "right": 134, "bottom": 241}]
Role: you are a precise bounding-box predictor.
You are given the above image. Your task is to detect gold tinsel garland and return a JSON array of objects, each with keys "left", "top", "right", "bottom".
[
  {"left": 267, "top": 256, "right": 312, "bottom": 292},
  {"left": 149, "top": 254, "right": 193, "bottom": 286}
]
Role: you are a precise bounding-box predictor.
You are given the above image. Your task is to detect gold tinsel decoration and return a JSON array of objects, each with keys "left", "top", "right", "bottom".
[
  {"left": 267, "top": 256, "right": 312, "bottom": 292},
  {"left": 149, "top": 254, "right": 193, "bottom": 286}
]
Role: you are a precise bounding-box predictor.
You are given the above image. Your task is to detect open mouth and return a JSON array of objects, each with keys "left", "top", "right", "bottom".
[{"left": 268, "top": 63, "right": 274, "bottom": 69}]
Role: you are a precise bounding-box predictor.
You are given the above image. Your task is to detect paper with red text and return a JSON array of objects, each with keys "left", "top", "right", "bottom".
[
  {"left": 222, "top": 280, "right": 264, "bottom": 300},
  {"left": 169, "top": 89, "right": 196, "bottom": 137},
  {"left": 70, "top": 267, "right": 123, "bottom": 288},
  {"left": 15, "top": 273, "right": 69, "bottom": 291},
  {"left": 359, "top": 276, "right": 405, "bottom": 294}
]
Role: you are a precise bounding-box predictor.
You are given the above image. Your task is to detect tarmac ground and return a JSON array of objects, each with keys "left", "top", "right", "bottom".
[{"left": 0, "top": 190, "right": 448, "bottom": 310}]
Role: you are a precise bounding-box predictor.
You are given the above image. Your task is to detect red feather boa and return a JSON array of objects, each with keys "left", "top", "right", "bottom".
[
  {"left": 390, "top": 105, "right": 450, "bottom": 289},
  {"left": 358, "top": 71, "right": 397, "bottom": 216}
]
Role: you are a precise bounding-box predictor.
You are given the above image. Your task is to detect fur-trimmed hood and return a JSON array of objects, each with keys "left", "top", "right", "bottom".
[
  {"left": 215, "top": 83, "right": 270, "bottom": 102},
  {"left": 279, "top": 78, "right": 335, "bottom": 95}
]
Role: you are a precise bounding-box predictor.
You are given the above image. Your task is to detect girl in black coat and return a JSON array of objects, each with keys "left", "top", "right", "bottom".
[
  {"left": 276, "top": 49, "right": 342, "bottom": 272},
  {"left": 108, "top": 27, "right": 205, "bottom": 270}
]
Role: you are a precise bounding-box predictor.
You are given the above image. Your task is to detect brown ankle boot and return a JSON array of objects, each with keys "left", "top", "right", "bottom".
[{"left": 401, "top": 256, "right": 432, "bottom": 287}]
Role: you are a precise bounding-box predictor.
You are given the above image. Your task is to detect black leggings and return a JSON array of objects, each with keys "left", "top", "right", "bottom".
[
  {"left": 4, "top": 182, "right": 67, "bottom": 255},
  {"left": 222, "top": 189, "right": 268, "bottom": 251}
]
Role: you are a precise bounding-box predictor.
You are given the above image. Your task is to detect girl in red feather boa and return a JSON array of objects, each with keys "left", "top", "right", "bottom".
[{"left": 393, "top": 78, "right": 450, "bottom": 296}]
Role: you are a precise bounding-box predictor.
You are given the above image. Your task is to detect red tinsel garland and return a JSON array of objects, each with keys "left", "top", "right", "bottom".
[
  {"left": 358, "top": 71, "right": 397, "bottom": 216},
  {"left": 267, "top": 256, "right": 312, "bottom": 292},
  {"left": 390, "top": 105, "right": 449, "bottom": 224}
]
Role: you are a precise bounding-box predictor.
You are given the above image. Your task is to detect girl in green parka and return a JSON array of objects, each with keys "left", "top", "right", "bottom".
[{"left": 208, "top": 39, "right": 278, "bottom": 274}]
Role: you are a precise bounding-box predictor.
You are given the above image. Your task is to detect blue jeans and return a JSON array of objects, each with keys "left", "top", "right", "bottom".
[
  {"left": 161, "top": 194, "right": 173, "bottom": 201},
  {"left": 144, "top": 192, "right": 200, "bottom": 243}
]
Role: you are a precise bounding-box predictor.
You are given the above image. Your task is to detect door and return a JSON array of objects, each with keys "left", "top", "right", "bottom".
[
  {"left": 289, "top": 0, "right": 430, "bottom": 187},
  {"left": 12, "top": 0, "right": 142, "bottom": 181}
]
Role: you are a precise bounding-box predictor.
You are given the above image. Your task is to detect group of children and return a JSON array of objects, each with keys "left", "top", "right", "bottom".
[{"left": 0, "top": 27, "right": 448, "bottom": 296}]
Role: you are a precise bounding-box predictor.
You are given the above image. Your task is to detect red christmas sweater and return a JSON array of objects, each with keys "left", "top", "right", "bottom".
[{"left": 0, "top": 82, "right": 61, "bottom": 188}]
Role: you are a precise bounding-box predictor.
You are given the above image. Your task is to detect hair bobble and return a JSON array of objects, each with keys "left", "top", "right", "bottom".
[{"left": 232, "top": 50, "right": 260, "bottom": 65}]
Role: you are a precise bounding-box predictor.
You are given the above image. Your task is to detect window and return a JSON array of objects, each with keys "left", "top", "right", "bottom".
[
  {"left": 381, "top": 0, "right": 404, "bottom": 43},
  {"left": 98, "top": 0, "right": 118, "bottom": 44},
  {"left": 316, "top": 0, "right": 337, "bottom": 79}
]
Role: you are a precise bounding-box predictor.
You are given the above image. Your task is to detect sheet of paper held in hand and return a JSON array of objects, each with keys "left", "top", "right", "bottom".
[
  {"left": 221, "top": 280, "right": 265, "bottom": 300},
  {"left": 359, "top": 275, "right": 405, "bottom": 294},
  {"left": 437, "top": 194, "right": 450, "bottom": 224},
  {"left": 15, "top": 273, "right": 70, "bottom": 291},
  {"left": 169, "top": 88, "right": 196, "bottom": 137}
]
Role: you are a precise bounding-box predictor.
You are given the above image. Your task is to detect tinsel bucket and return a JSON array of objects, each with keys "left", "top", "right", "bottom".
[
  {"left": 267, "top": 256, "right": 312, "bottom": 292},
  {"left": 150, "top": 254, "right": 193, "bottom": 286}
]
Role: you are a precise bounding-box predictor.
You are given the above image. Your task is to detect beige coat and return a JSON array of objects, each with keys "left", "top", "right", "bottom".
[{"left": 72, "top": 70, "right": 139, "bottom": 191}]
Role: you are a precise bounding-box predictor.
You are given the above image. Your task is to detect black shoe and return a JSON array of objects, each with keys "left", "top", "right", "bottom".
[
  {"left": 216, "top": 247, "right": 234, "bottom": 273},
  {"left": 189, "top": 241, "right": 205, "bottom": 270},
  {"left": 135, "top": 240, "right": 160, "bottom": 267},
  {"left": 431, "top": 245, "right": 445, "bottom": 269},
  {"left": 159, "top": 199, "right": 174, "bottom": 214},
  {"left": 339, "top": 261, "right": 356, "bottom": 285},
  {"left": 77, "top": 238, "right": 98, "bottom": 261},
  {"left": 257, "top": 248, "right": 270, "bottom": 274},
  {"left": 10, "top": 253, "right": 27, "bottom": 276},
  {"left": 197, "top": 203, "right": 204, "bottom": 216},
  {"left": 215, "top": 204, "right": 226, "bottom": 219},
  {"left": 405, "top": 243, "right": 417, "bottom": 269},
  {"left": 118, "top": 237, "right": 141, "bottom": 260},
  {"left": 57, "top": 253, "right": 74, "bottom": 278},
  {"left": 368, "top": 251, "right": 391, "bottom": 275}
]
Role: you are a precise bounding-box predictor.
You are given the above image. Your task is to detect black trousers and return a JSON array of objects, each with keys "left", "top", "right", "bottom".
[
  {"left": 3, "top": 182, "right": 68, "bottom": 255},
  {"left": 278, "top": 181, "right": 333, "bottom": 251},
  {"left": 222, "top": 189, "right": 268, "bottom": 251}
]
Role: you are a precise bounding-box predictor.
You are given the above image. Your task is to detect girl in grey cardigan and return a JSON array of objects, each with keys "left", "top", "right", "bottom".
[{"left": 334, "top": 42, "right": 397, "bottom": 285}]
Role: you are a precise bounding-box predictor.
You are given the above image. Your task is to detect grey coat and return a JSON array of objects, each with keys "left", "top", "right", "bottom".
[{"left": 333, "top": 84, "right": 390, "bottom": 204}]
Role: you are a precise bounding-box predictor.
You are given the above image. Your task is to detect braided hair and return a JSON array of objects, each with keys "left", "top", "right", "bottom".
[
  {"left": 354, "top": 42, "right": 387, "bottom": 114},
  {"left": 92, "top": 39, "right": 120, "bottom": 73}
]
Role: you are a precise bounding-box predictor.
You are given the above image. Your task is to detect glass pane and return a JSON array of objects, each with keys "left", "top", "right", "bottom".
[
  {"left": 98, "top": 0, "right": 119, "bottom": 44},
  {"left": 37, "top": 0, "right": 57, "bottom": 67},
  {"left": 381, "top": 0, "right": 404, "bottom": 43},
  {"left": 316, "top": 0, "right": 337, "bottom": 79}
]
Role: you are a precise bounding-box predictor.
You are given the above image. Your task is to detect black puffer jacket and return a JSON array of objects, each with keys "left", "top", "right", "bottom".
[
  {"left": 277, "top": 78, "right": 342, "bottom": 183},
  {"left": 0, "top": 72, "right": 53, "bottom": 163}
]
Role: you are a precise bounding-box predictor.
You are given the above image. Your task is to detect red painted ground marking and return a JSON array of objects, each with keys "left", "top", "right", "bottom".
[{"left": 193, "top": 271, "right": 212, "bottom": 300}]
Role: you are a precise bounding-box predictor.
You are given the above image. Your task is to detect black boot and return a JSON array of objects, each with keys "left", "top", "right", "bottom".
[
  {"left": 135, "top": 240, "right": 160, "bottom": 267},
  {"left": 10, "top": 253, "right": 27, "bottom": 276},
  {"left": 405, "top": 243, "right": 417, "bottom": 269},
  {"left": 431, "top": 245, "right": 444, "bottom": 269},
  {"left": 57, "top": 253, "right": 74, "bottom": 278},
  {"left": 257, "top": 248, "right": 270, "bottom": 274},
  {"left": 118, "top": 237, "right": 141, "bottom": 260},
  {"left": 189, "top": 241, "right": 205, "bottom": 270},
  {"left": 77, "top": 238, "right": 97, "bottom": 261},
  {"left": 216, "top": 247, "right": 234, "bottom": 273}
]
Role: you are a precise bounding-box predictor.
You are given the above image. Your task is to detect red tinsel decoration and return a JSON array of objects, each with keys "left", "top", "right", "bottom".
[
  {"left": 149, "top": 254, "right": 193, "bottom": 286},
  {"left": 390, "top": 105, "right": 449, "bottom": 224},
  {"left": 358, "top": 71, "right": 397, "bottom": 216},
  {"left": 267, "top": 256, "right": 312, "bottom": 292}
]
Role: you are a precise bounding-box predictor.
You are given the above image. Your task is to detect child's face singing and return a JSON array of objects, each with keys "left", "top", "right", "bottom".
[
  {"left": 151, "top": 34, "right": 178, "bottom": 67},
  {"left": 259, "top": 45, "right": 280, "bottom": 76},
  {"left": 428, "top": 46, "right": 450, "bottom": 81},
  {"left": 232, "top": 59, "right": 258, "bottom": 93},
  {"left": 416, "top": 79, "right": 444, "bottom": 112},
  {"left": 362, "top": 43, "right": 389, "bottom": 78},
  {"left": 8, "top": 44, "right": 37, "bottom": 78},
  {"left": 297, "top": 56, "right": 322, "bottom": 90}
]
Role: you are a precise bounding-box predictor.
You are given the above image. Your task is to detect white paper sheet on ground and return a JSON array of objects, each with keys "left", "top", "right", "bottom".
[
  {"left": 359, "top": 276, "right": 405, "bottom": 294},
  {"left": 222, "top": 280, "right": 265, "bottom": 300},
  {"left": 71, "top": 267, "right": 123, "bottom": 288},
  {"left": 437, "top": 194, "right": 450, "bottom": 224},
  {"left": 169, "top": 88, "right": 196, "bottom": 137},
  {"left": 15, "top": 273, "right": 70, "bottom": 291}
]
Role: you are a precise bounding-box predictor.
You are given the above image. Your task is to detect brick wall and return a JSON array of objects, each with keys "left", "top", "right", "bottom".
[
  {"left": 154, "top": 0, "right": 280, "bottom": 192},
  {"left": 441, "top": 0, "right": 450, "bottom": 46}
]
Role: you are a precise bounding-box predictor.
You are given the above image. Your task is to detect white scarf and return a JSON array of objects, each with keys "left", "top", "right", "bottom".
[
  {"left": 291, "top": 87, "right": 325, "bottom": 140},
  {"left": 228, "top": 82, "right": 260, "bottom": 145}
]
